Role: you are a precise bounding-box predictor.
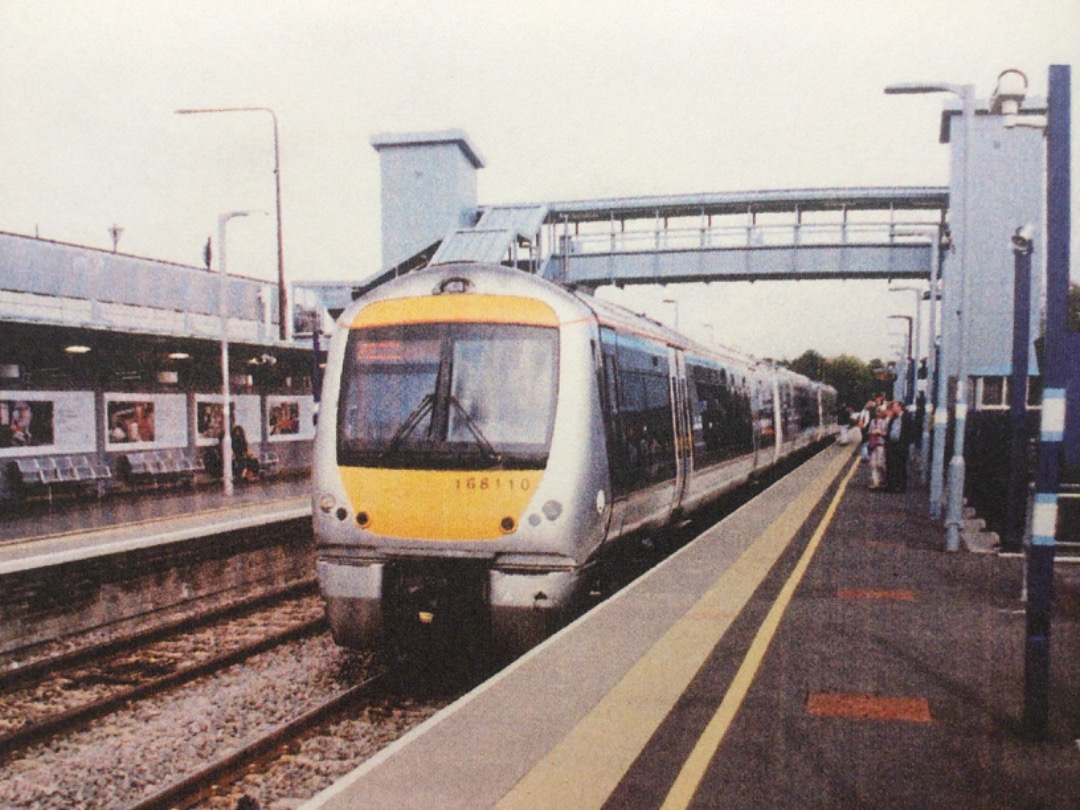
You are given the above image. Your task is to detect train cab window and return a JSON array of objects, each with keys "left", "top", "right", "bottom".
[{"left": 338, "top": 322, "right": 558, "bottom": 469}]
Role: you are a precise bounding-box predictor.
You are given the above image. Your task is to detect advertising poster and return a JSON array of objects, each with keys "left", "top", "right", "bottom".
[
  {"left": 195, "top": 394, "right": 261, "bottom": 447},
  {"left": 104, "top": 393, "right": 187, "bottom": 449},
  {"left": 267, "top": 395, "right": 315, "bottom": 442},
  {"left": 0, "top": 391, "right": 96, "bottom": 457}
]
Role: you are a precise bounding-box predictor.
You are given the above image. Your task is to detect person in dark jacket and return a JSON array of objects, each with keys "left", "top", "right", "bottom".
[
  {"left": 231, "top": 424, "right": 260, "bottom": 482},
  {"left": 884, "top": 400, "right": 914, "bottom": 493}
]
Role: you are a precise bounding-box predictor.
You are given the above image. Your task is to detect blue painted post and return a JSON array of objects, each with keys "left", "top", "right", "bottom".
[
  {"left": 1006, "top": 237, "right": 1033, "bottom": 550},
  {"left": 1024, "top": 64, "right": 1070, "bottom": 737}
]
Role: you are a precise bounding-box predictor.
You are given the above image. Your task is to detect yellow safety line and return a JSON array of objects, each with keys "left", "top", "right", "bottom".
[
  {"left": 495, "top": 447, "right": 855, "bottom": 810},
  {"left": 661, "top": 455, "right": 859, "bottom": 809}
]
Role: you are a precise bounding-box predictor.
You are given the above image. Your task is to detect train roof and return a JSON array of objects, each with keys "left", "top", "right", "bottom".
[{"left": 337, "top": 263, "right": 832, "bottom": 395}]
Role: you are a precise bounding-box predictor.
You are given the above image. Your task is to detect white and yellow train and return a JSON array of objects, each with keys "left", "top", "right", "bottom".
[{"left": 313, "top": 263, "right": 837, "bottom": 655}]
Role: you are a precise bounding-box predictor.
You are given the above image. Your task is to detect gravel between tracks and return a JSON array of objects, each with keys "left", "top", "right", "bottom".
[{"left": 0, "top": 634, "right": 442, "bottom": 810}]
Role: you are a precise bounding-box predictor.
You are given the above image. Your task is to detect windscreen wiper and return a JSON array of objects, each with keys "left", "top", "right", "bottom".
[
  {"left": 448, "top": 395, "right": 501, "bottom": 465},
  {"left": 383, "top": 393, "right": 435, "bottom": 456}
]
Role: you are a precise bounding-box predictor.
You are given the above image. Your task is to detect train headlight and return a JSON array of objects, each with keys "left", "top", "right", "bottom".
[
  {"left": 318, "top": 493, "right": 336, "bottom": 514},
  {"left": 542, "top": 500, "right": 563, "bottom": 521}
]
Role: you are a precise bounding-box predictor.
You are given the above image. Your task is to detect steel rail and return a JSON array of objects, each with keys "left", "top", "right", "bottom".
[
  {"left": 0, "top": 578, "right": 317, "bottom": 691},
  {"left": 124, "top": 671, "right": 389, "bottom": 810},
  {"left": 0, "top": 616, "right": 326, "bottom": 760}
]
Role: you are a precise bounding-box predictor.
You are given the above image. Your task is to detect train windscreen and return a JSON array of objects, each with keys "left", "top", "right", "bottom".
[{"left": 338, "top": 322, "right": 558, "bottom": 469}]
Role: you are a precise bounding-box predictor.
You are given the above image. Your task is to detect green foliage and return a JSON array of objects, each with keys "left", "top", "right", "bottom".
[
  {"left": 1070, "top": 283, "right": 1080, "bottom": 332},
  {"left": 780, "top": 352, "right": 889, "bottom": 412},
  {"left": 781, "top": 349, "right": 827, "bottom": 381}
]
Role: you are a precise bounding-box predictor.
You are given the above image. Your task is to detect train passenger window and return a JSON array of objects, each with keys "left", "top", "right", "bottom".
[
  {"left": 688, "top": 361, "right": 753, "bottom": 470},
  {"left": 613, "top": 340, "right": 675, "bottom": 491}
]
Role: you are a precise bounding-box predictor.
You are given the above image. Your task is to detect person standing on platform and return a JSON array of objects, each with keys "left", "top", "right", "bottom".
[
  {"left": 856, "top": 400, "right": 874, "bottom": 462},
  {"left": 867, "top": 406, "right": 889, "bottom": 490},
  {"left": 884, "top": 400, "right": 912, "bottom": 493}
]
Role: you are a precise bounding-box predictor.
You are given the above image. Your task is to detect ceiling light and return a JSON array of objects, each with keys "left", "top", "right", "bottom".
[{"left": 64, "top": 345, "right": 91, "bottom": 354}]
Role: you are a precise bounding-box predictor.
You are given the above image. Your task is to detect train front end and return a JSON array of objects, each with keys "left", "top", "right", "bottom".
[{"left": 313, "top": 265, "right": 608, "bottom": 655}]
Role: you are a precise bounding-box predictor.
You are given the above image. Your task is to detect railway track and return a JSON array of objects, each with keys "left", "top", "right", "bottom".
[
  {"left": 126, "top": 670, "right": 390, "bottom": 810},
  {"left": 0, "top": 578, "right": 319, "bottom": 687},
  {"left": 0, "top": 589, "right": 326, "bottom": 762}
]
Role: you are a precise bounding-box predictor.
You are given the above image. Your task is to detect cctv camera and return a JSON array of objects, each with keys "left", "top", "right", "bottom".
[{"left": 1011, "top": 224, "right": 1035, "bottom": 253}]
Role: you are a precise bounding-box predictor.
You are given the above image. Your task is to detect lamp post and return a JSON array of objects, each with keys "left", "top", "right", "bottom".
[
  {"left": 886, "top": 80, "right": 975, "bottom": 551},
  {"left": 217, "top": 210, "right": 259, "bottom": 496},
  {"left": 887, "top": 314, "right": 914, "bottom": 404},
  {"left": 893, "top": 228, "right": 944, "bottom": 492},
  {"left": 662, "top": 298, "right": 679, "bottom": 330},
  {"left": 176, "top": 107, "right": 289, "bottom": 342},
  {"left": 890, "top": 287, "right": 923, "bottom": 400}
]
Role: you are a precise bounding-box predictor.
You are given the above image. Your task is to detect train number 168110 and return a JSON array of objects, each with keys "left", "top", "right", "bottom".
[{"left": 455, "top": 476, "right": 532, "bottom": 492}]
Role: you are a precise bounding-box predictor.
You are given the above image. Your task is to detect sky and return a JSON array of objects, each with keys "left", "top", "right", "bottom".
[{"left": 1, "top": 1, "right": 1078, "bottom": 363}]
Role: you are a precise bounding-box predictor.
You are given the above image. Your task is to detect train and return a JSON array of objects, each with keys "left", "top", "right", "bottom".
[{"left": 312, "top": 262, "right": 838, "bottom": 656}]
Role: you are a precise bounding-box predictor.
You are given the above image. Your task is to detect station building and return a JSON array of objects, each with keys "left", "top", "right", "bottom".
[{"left": 0, "top": 231, "right": 324, "bottom": 503}]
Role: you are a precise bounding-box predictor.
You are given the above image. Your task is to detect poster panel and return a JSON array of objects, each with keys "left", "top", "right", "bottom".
[
  {"left": 0, "top": 391, "right": 96, "bottom": 457},
  {"left": 267, "top": 395, "right": 316, "bottom": 442},
  {"left": 195, "top": 394, "right": 261, "bottom": 447},
  {"left": 104, "top": 393, "right": 187, "bottom": 450}
]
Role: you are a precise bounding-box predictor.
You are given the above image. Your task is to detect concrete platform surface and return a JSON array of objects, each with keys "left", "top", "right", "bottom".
[
  {"left": 0, "top": 477, "right": 310, "bottom": 573},
  {"left": 301, "top": 444, "right": 1080, "bottom": 809}
]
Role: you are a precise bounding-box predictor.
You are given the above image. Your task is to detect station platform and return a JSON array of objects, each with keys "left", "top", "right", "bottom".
[
  {"left": 0, "top": 476, "right": 310, "bottom": 575},
  {"left": 303, "top": 443, "right": 1080, "bottom": 809}
]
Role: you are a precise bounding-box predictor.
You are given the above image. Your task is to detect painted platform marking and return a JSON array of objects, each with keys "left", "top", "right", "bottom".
[
  {"left": 806, "top": 693, "right": 932, "bottom": 723},
  {"left": 660, "top": 456, "right": 860, "bottom": 810},
  {"left": 837, "top": 588, "right": 917, "bottom": 602},
  {"left": 494, "top": 447, "right": 857, "bottom": 810}
]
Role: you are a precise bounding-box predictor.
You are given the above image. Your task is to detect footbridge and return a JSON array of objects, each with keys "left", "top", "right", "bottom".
[
  {"left": 458, "top": 186, "right": 947, "bottom": 288},
  {"left": 531, "top": 185, "right": 946, "bottom": 289},
  {"left": 303, "top": 185, "right": 948, "bottom": 315}
]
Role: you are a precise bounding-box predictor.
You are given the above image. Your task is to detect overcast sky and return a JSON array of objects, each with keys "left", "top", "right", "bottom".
[{"left": 1, "top": 1, "right": 1078, "bottom": 362}]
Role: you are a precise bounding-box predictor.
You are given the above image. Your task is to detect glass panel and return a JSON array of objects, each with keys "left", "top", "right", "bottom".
[
  {"left": 981, "top": 376, "right": 1005, "bottom": 407},
  {"left": 449, "top": 329, "right": 556, "bottom": 448},
  {"left": 339, "top": 322, "right": 557, "bottom": 469}
]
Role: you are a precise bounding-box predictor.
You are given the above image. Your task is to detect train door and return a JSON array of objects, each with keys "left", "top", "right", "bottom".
[
  {"left": 598, "top": 327, "right": 627, "bottom": 541},
  {"left": 772, "top": 375, "right": 784, "bottom": 463},
  {"left": 669, "top": 347, "right": 692, "bottom": 514}
]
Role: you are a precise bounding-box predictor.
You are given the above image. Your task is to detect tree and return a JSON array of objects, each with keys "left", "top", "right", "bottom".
[
  {"left": 783, "top": 349, "right": 827, "bottom": 381},
  {"left": 823, "top": 354, "right": 876, "bottom": 412}
]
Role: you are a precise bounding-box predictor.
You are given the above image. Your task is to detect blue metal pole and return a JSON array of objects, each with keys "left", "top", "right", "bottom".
[
  {"left": 1024, "top": 63, "right": 1070, "bottom": 738},
  {"left": 1006, "top": 237, "right": 1033, "bottom": 550}
]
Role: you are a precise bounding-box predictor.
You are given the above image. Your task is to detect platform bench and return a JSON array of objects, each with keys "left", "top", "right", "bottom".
[
  {"left": 118, "top": 449, "right": 204, "bottom": 489},
  {"left": 259, "top": 451, "right": 281, "bottom": 479},
  {"left": 7, "top": 455, "right": 112, "bottom": 501}
]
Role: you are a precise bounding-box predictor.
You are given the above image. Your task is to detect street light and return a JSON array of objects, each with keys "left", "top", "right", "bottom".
[
  {"left": 887, "top": 314, "right": 915, "bottom": 404},
  {"left": 217, "top": 210, "right": 264, "bottom": 496},
  {"left": 175, "top": 107, "right": 289, "bottom": 342},
  {"left": 885, "top": 79, "right": 975, "bottom": 552},
  {"left": 662, "top": 298, "right": 679, "bottom": 330},
  {"left": 893, "top": 228, "right": 945, "bottom": 493}
]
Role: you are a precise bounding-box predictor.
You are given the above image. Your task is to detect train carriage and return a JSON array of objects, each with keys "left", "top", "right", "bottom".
[{"left": 313, "top": 262, "right": 836, "bottom": 655}]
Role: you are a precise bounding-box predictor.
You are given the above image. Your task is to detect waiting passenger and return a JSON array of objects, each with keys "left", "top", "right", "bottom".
[
  {"left": 231, "top": 425, "right": 260, "bottom": 482},
  {"left": 867, "top": 407, "right": 889, "bottom": 490},
  {"left": 855, "top": 400, "right": 875, "bottom": 462},
  {"left": 885, "top": 400, "right": 913, "bottom": 493}
]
